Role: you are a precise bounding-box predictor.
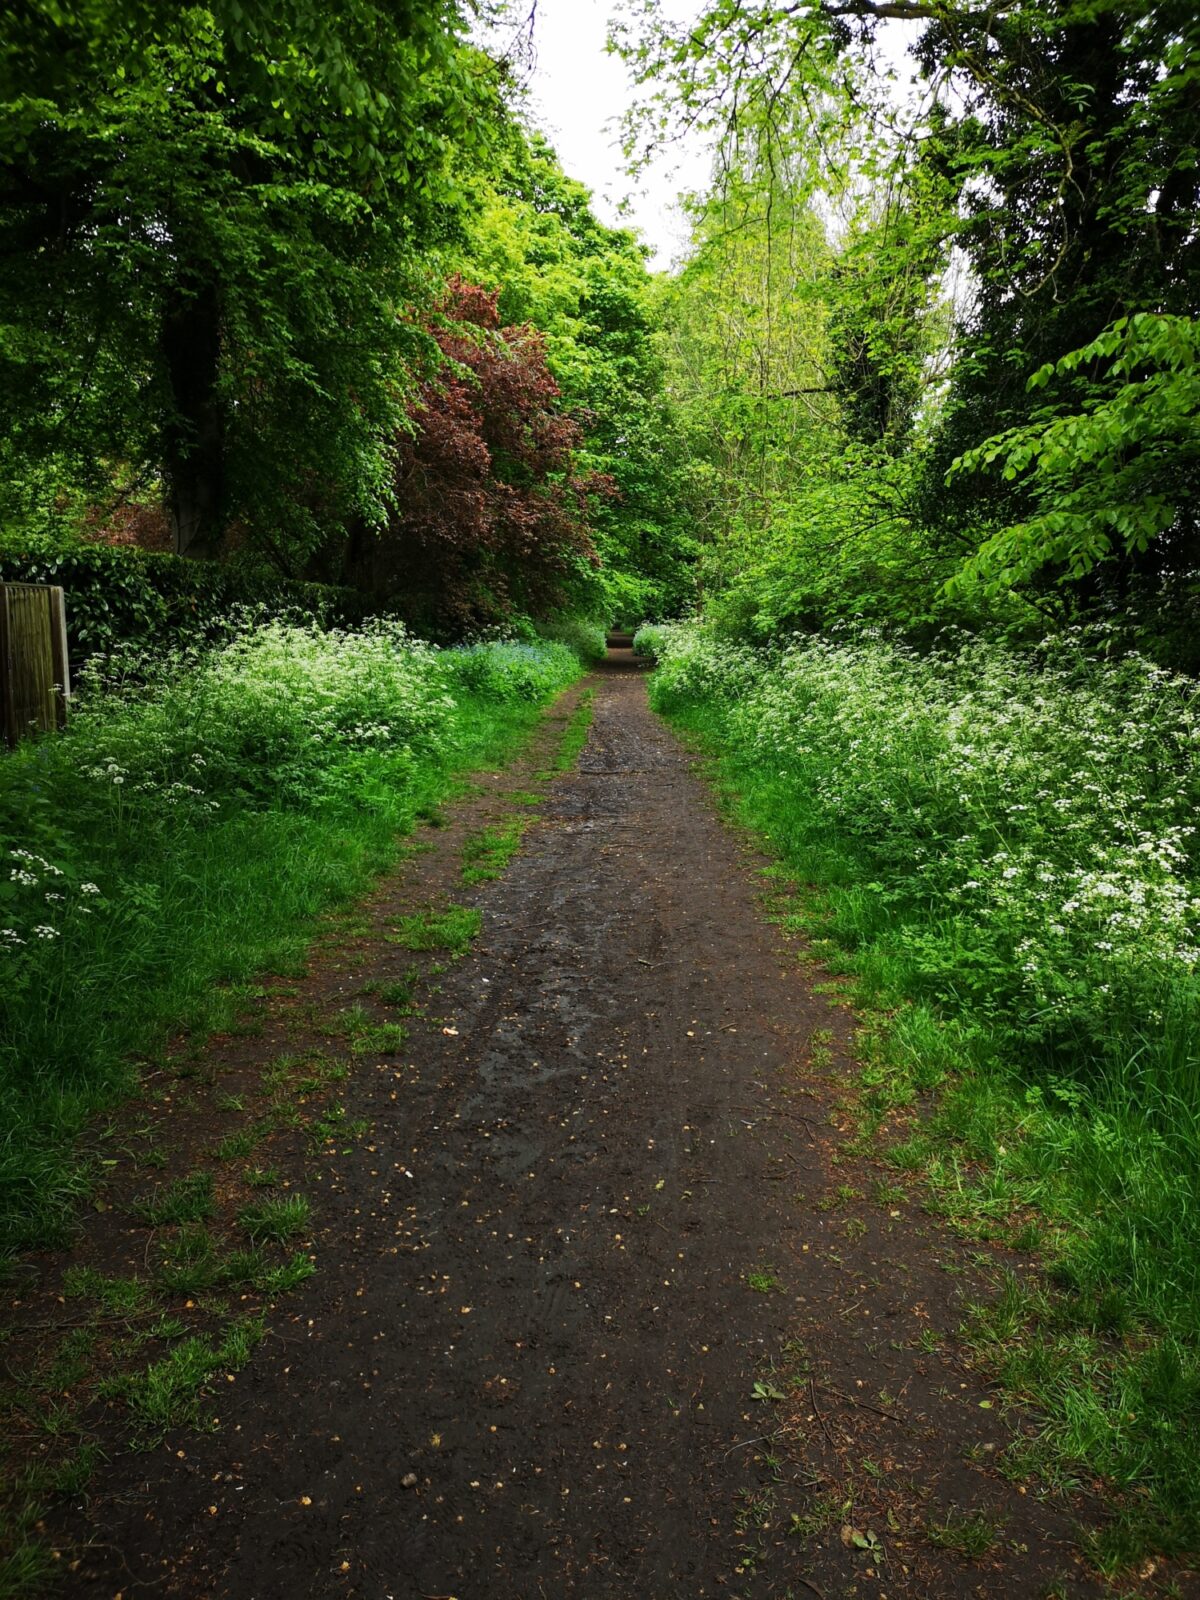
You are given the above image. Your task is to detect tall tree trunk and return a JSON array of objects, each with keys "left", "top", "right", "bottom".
[{"left": 162, "top": 282, "right": 225, "bottom": 559}]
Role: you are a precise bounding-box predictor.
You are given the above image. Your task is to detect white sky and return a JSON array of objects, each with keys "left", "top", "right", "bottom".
[
  {"left": 515, "top": 0, "right": 711, "bottom": 270},
  {"left": 489, "top": 1, "right": 927, "bottom": 272}
]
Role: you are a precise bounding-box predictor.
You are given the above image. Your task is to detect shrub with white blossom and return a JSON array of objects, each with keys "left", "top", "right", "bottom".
[{"left": 650, "top": 622, "right": 1200, "bottom": 1074}]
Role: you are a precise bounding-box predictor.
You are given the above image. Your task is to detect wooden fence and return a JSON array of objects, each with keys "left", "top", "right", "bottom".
[{"left": 0, "top": 583, "right": 70, "bottom": 748}]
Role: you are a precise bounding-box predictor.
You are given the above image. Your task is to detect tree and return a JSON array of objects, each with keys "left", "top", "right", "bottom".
[
  {"left": 0, "top": 0, "right": 503, "bottom": 560},
  {"left": 349, "top": 277, "right": 606, "bottom": 634},
  {"left": 456, "top": 129, "right": 702, "bottom": 620},
  {"left": 617, "top": 0, "right": 1200, "bottom": 633}
]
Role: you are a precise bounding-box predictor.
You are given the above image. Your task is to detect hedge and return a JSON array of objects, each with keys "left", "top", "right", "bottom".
[{"left": 0, "top": 534, "right": 372, "bottom": 664}]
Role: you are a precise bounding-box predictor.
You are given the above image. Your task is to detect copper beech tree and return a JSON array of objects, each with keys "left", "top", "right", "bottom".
[{"left": 363, "top": 279, "right": 610, "bottom": 634}]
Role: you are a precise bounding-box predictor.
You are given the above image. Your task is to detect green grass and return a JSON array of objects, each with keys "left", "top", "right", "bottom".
[
  {"left": 546, "top": 688, "right": 594, "bottom": 775},
  {"left": 237, "top": 1194, "right": 310, "bottom": 1243},
  {"left": 389, "top": 905, "right": 482, "bottom": 956},
  {"left": 133, "top": 1173, "right": 215, "bottom": 1227},
  {"left": 154, "top": 1215, "right": 315, "bottom": 1295},
  {"left": 648, "top": 624, "right": 1200, "bottom": 1565},
  {"left": 61, "top": 1267, "right": 148, "bottom": 1314},
  {"left": 348, "top": 1019, "right": 408, "bottom": 1055},
  {"left": 0, "top": 630, "right": 584, "bottom": 1260},
  {"left": 362, "top": 975, "right": 418, "bottom": 1009},
  {"left": 926, "top": 1509, "right": 1002, "bottom": 1559},
  {"left": 461, "top": 818, "right": 528, "bottom": 885},
  {"left": 100, "top": 1316, "right": 265, "bottom": 1442},
  {"left": 213, "top": 1123, "right": 266, "bottom": 1162}
]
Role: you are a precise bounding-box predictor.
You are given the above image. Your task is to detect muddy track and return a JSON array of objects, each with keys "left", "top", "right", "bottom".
[{"left": 49, "top": 652, "right": 1108, "bottom": 1599}]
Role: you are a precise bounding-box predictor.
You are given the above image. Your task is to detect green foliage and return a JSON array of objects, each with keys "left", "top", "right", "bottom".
[
  {"left": 1, "top": 8, "right": 696, "bottom": 623},
  {"left": 620, "top": 0, "right": 1200, "bottom": 652},
  {"left": 631, "top": 623, "right": 669, "bottom": 661},
  {"left": 0, "top": 0, "right": 502, "bottom": 561},
  {"left": 441, "top": 640, "right": 582, "bottom": 703},
  {"left": 949, "top": 315, "right": 1200, "bottom": 591},
  {"left": 701, "top": 450, "right": 1032, "bottom": 646},
  {"left": 536, "top": 616, "right": 607, "bottom": 666},
  {"left": 458, "top": 129, "right": 700, "bottom": 622},
  {"left": 662, "top": 140, "right": 837, "bottom": 535},
  {"left": 0, "top": 531, "right": 369, "bottom": 662}
]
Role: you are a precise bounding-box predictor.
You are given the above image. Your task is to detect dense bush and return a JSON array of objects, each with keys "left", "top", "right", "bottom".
[
  {"left": 631, "top": 621, "right": 669, "bottom": 661},
  {"left": 442, "top": 639, "right": 582, "bottom": 703},
  {"left": 653, "top": 624, "right": 1200, "bottom": 1062},
  {"left": 535, "top": 616, "right": 608, "bottom": 666},
  {"left": 0, "top": 533, "right": 370, "bottom": 664}
]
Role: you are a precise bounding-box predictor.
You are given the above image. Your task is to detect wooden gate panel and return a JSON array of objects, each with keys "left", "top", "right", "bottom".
[{"left": 0, "top": 583, "right": 70, "bottom": 747}]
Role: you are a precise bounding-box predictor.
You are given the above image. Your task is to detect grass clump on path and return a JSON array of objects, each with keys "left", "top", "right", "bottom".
[
  {"left": 462, "top": 819, "right": 529, "bottom": 885},
  {"left": 545, "top": 688, "right": 594, "bottom": 776},
  {"left": 646, "top": 619, "right": 1200, "bottom": 1566},
  {"left": 0, "top": 620, "right": 584, "bottom": 1258},
  {"left": 389, "top": 905, "right": 482, "bottom": 956}
]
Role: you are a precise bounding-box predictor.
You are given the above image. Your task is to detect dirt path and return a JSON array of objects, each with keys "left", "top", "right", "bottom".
[{"left": 47, "top": 653, "right": 1107, "bottom": 1599}]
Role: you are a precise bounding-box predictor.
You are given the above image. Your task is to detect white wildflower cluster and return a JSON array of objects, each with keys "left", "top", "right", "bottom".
[
  {"left": 84, "top": 758, "right": 128, "bottom": 785},
  {"left": 2, "top": 619, "right": 581, "bottom": 968},
  {"left": 59, "top": 619, "right": 461, "bottom": 816},
  {"left": 651, "top": 624, "right": 1200, "bottom": 1048},
  {"left": 2, "top": 850, "right": 102, "bottom": 952}
]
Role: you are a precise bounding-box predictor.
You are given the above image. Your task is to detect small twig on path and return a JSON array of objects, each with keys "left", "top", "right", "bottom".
[
  {"left": 816, "top": 1382, "right": 911, "bottom": 1429},
  {"left": 12, "top": 1308, "right": 194, "bottom": 1335},
  {"left": 794, "top": 1579, "right": 827, "bottom": 1600},
  {"left": 722, "top": 1431, "right": 778, "bottom": 1458},
  {"left": 809, "top": 1377, "right": 836, "bottom": 1450}
]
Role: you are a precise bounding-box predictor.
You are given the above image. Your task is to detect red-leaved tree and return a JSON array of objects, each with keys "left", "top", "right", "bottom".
[{"left": 354, "top": 277, "right": 608, "bottom": 634}]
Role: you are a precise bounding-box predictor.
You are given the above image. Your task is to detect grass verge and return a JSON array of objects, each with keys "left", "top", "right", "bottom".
[
  {"left": 0, "top": 629, "right": 585, "bottom": 1259},
  {"left": 648, "top": 639, "right": 1200, "bottom": 1576}
]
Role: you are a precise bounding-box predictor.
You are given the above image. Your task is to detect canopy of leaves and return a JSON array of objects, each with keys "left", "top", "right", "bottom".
[
  {"left": 616, "top": 0, "right": 1200, "bottom": 657},
  {"left": 347, "top": 278, "right": 606, "bottom": 636},
  {"left": 0, "top": 0, "right": 503, "bottom": 562}
]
